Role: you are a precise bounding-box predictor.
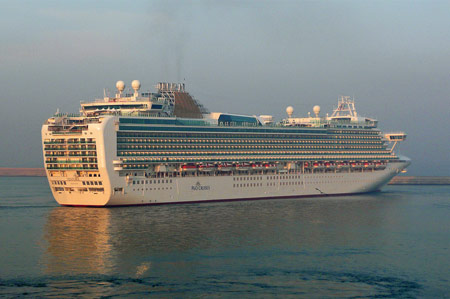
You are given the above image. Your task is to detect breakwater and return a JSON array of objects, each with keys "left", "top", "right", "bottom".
[
  {"left": 389, "top": 176, "right": 450, "bottom": 185},
  {"left": 0, "top": 168, "right": 46, "bottom": 177}
]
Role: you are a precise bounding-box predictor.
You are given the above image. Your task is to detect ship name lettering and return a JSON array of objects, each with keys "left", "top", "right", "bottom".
[{"left": 191, "top": 182, "right": 210, "bottom": 191}]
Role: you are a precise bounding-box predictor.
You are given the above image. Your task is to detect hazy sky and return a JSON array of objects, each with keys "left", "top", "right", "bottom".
[{"left": 0, "top": 0, "right": 449, "bottom": 175}]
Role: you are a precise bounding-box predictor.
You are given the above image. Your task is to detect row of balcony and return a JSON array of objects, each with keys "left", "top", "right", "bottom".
[
  {"left": 117, "top": 138, "right": 382, "bottom": 145},
  {"left": 45, "top": 153, "right": 97, "bottom": 157},
  {"left": 45, "top": 160, "right": 97, "bottom": 164},
  {"left": 115, "top": 155, "right": 396, "bottom": 165},
  {"left": 44, "top": 140, "right": 95, "bottom": 144},
  {"left": 116, "top": 151, "right": 392, "bottom": 157},
  {"left": 44, "top": 146, "right": 96, "bottom": 151},
  {"left": 46, "top": 166, "right": 98, "bottom": 170}
]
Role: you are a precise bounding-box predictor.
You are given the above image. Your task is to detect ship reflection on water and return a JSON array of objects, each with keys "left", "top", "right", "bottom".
[
  {"left": 42, "top": 194, "right": 399, "bottom": 277},
  {"left": 44, "top": 207, "right": 114, "bottom": 275},
  {"left": 40, "top": 193, "right": 427, "bottom": 297}
]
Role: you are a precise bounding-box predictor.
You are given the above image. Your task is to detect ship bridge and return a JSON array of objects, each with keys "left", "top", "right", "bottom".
[{"left": 80, "top": 81, "right": 208, "bottom": 119}]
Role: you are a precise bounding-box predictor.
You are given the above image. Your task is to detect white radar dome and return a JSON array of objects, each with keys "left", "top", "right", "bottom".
[
  {"left": 313, "top": 105, "right": 321, "bottom": 117},
  {"left": 116, "top": 80, "right": 125, "bottom": 92},
  {"left": 131, "top": 80, "right": 141, "bottom": 91},
  {"left": 286, "top": 106, "right": 294, "bottom": 117}
]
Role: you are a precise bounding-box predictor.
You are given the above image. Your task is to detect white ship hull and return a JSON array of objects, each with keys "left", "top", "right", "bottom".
[{"left": 49, "top": 161, "right": 410, "bottom": 207}]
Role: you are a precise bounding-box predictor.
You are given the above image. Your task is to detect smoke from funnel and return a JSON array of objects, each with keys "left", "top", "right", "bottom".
[{"left": 147, "top": 1, "right": 190, "bottom": 82}]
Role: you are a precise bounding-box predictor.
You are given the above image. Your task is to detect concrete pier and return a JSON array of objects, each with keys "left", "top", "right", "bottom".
[
  {"left": 389, "top": 176, "right": 450, "bottom": 185},
  {"left": 0, "top": 168, "right": 46, "bottom": 177}
]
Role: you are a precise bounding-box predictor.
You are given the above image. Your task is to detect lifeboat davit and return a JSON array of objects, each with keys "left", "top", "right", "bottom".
[
  {"left": 218, "top": 162, "right": 233, "bottom": 172},
  {"left": 375, "top": 162, "right": 387, "bottom": 170},
  {"left": 198, "top": 163, "right": 215, "bottom": 172},
  {"left": 235, "top": 162, "right": 250, "bottom": 171},
  {"left": 364, "top": 162, "right": 375, "bottom": 169},
  {"left": 338, "top": 162, "right": 350, "bottom": 169}
]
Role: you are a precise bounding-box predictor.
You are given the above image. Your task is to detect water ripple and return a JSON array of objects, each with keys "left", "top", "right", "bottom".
[{"left": 0, "top": 270, "right": 421, "bottom": 298}]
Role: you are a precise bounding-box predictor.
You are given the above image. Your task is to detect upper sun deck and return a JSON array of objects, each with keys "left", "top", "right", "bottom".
[
  {"left": 281, "top": 96, "right": 378, "bottom": 129},
  {"left": 48, "top": 81, "right": 380, "bottom": 132}
]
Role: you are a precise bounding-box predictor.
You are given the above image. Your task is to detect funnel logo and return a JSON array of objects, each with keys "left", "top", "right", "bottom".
[{"left": 191, "top": 181, "right": 210, "bottom": 191}]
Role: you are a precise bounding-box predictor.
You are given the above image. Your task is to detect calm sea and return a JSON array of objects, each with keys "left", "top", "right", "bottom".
[{"left": 0, "top": 177, "right": 448, "bottom": 298}]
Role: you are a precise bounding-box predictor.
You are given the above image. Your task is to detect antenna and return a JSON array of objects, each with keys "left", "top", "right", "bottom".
[{"left": 331, "top": 95, "right": 357, "bottom": 118}]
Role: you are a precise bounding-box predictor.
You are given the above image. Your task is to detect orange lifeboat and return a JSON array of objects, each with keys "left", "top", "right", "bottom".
[
  {"left": 181, "top": 164, "right": 197, "bottom": 172},
  {"left": 324, "top": 162, "right": 335, "bottom": 169},
  {"left": 313, "top": 162, "right": 324, "bottom": 169},
  {"left": 251, "top": 163, "right": 263, "bottom": 170},
  {"left": 351, "top": 162, "right": 362, "bottom": 169},
  {"left": 263, "top": 163, "right": 276, "bottom": 170}
]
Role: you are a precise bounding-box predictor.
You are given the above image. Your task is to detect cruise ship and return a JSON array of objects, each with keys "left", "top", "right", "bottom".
[{"left": 42, "top": 80, "right": 410, "bottom": 206}]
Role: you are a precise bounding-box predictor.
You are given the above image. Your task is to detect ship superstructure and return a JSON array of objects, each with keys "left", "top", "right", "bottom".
[{"left": 42, "top": 81, "right": 410, "bottom": 206}]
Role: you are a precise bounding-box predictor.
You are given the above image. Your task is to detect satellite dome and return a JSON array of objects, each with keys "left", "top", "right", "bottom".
[
  {"left": 313, "top": 105, "right": 321, "bottom": 117},
  {"left": 286, "top": 106, "right": 294, "bottom": 117},
  {"left": 116, "top": 80, "right": 125, "bottom": 92},
  {"left": 131, "top": 80, "right": 141, "bottom": 91}
]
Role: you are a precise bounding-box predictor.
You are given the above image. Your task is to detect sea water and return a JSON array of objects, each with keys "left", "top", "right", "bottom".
[{"left": 0, "top": 177, "right": 448, "bottom": 298}]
